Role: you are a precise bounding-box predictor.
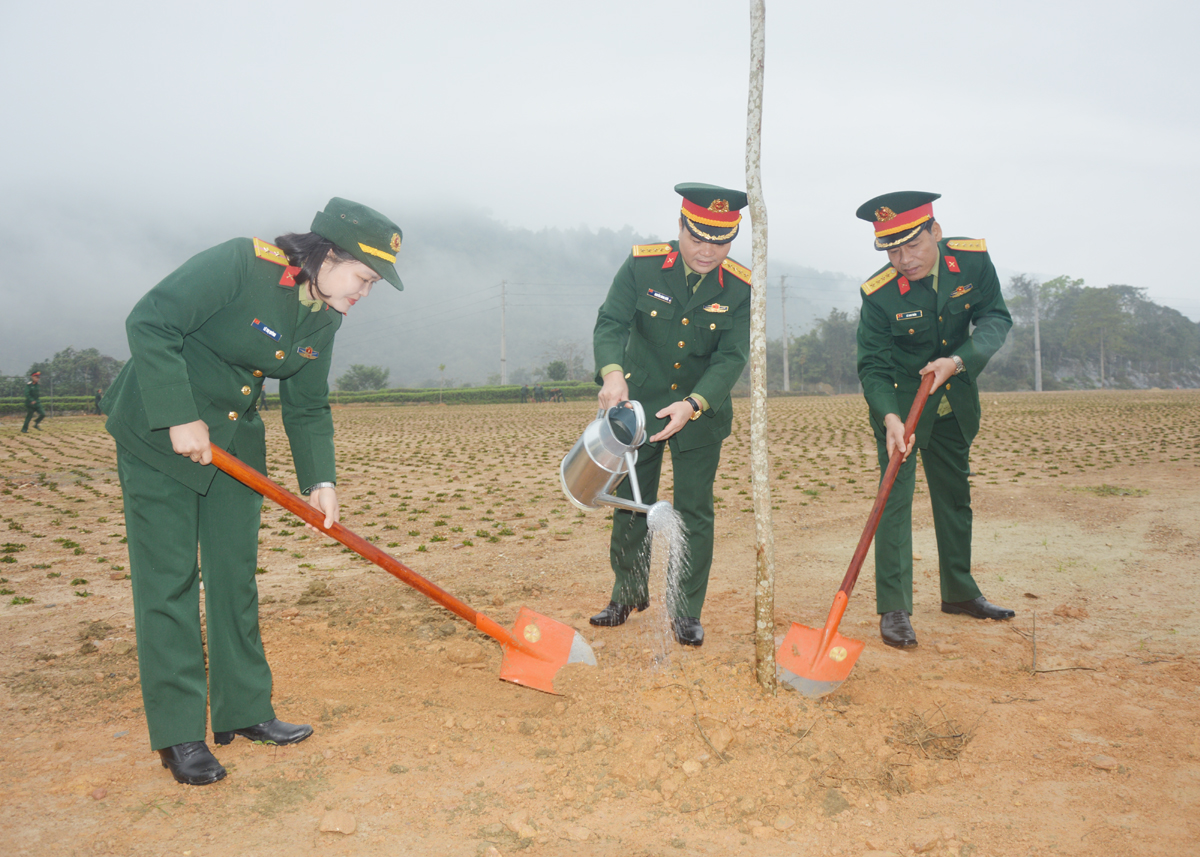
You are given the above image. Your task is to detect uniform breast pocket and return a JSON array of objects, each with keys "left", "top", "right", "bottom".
[
  {"left": 890, "top": 316, "right": 934, "bottom": 352},
  {"left": 692, "top": 311, "right": 733, "bottom": 355},
  {"left": 634, "top": 292, "right": 675, "bottom": 346},
  {"left": 946, "top": 299, "right": 973, "bottom": 331}
]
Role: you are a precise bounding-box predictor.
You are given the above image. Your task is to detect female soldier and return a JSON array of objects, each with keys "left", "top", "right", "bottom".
[{"left": 102, "top": 198, "right": 404, "bottom": 785}]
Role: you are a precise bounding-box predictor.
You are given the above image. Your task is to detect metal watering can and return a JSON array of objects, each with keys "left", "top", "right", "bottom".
[{"left": 560, "top": 400, "right": 672, "bottom": 529}]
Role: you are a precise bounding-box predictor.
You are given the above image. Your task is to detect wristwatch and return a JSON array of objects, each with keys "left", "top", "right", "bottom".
[
  {"left": 684, "top": 396, "right": 702, "bottom": 421},
  {"left": 951, "top": 355, "right": 965, "bottom": 376},
  {"left": 306, "top": 481, "right": 336, "bottom": 495}
]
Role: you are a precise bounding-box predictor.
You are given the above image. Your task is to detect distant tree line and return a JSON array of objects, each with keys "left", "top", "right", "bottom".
[
  {"left": 750, "top": 277, "right": 1200, "bottom": 393},
  {"left": 0, "top": 347, "right": 125, "bottom": 398}
]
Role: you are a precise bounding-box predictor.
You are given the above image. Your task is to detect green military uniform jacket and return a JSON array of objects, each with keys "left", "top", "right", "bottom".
[
  {"left": 594, "top": 241, "right": 752, "bottom": 450},
  {"left": 25, "top": 382, "right": 40, "bottom": 409},
  {"left": 103, "top": 237, "right": 342, "bottom": 493},
  {"left": 856, "top": 238, "right": 1011, "bottom": 446}
]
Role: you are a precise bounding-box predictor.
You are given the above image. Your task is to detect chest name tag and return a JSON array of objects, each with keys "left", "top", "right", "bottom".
[
  {"left": 647, "top": 288, "right": 672, "bottom": 304},
  {"left": 251, "top": 318, "right": 282, "bottom": 341},
  {"left": 896, "top": 310, "right": 923, "bottom": 321},
  {"left": 296, "top": 345, "right": 320, "bottom": 360},
  {"left": 703, "top": 303, "right": 729, "bottom": 313},
  {"left": 950, "top": 284, "right": 974, "bottom": 299}
]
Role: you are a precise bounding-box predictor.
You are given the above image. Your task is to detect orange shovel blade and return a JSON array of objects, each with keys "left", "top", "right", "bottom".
[
  {"left": 497, "top": 606, "right": 597, "bottom": 695},
  {"left": 775, "top": 621, "right": 865, "bottom": 699}
]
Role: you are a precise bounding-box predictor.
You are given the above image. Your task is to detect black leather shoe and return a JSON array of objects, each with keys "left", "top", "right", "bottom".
[
  {"left": 880, "top": 610, "right": 918, "bottom": 649},
  {"left": 158, "top": 741, "right": 226, "bottom": 785},
  {"left": 941, "top": 596, "right": 1015, "bottom": 620},
  {"left": 670, "top": 617, "right": 704, "bottom": 647},
  {"left": 589, "top": 600, "right": 649, "bottom": 627},
  {"left": 213, "top": 718, "right": 313, "bottom": 746}
]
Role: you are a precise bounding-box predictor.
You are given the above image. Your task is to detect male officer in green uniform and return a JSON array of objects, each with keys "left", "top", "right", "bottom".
[
  {"left": 590, "top": 183, "right": 752, "bottom": 646},
  {"left": 22, "top": 372, "right": 45, "bottom": 431},
  {"left": 855, "top": 191, "right": 1015, "bottom": 649}
]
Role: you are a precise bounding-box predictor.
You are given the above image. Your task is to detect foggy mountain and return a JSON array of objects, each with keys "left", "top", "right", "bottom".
[{"left": 2, "top": 199, "right": 861, "bottom": 388}]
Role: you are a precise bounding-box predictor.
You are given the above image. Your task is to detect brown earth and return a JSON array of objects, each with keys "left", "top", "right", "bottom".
[{"left": 1, "top": 390, "right": 1198, "bottom": 857}]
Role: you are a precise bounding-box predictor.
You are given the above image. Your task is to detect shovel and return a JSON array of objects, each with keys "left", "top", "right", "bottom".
[
  {"left": 777, "top": 372, "right": 938, "bottom": 698},
  {"left": 210, "top": 445, "right": 596, "bottom": 694}
]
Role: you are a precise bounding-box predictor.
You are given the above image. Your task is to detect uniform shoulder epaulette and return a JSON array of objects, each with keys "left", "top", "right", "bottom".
[
  {"left": 945, "top": 238, "right": 987, "bottom": 253},
  {"left": 861, "top": 267, "right": 898, "bottom": 295},
  {"left": 632, "top": 243, "right": 673, "bottom": 257},
  {"left": 720, "top": 258, "right": 752, "bottom": 285},
  {"left": 253, "top": 237, "right": 290, "bottom": 267}
]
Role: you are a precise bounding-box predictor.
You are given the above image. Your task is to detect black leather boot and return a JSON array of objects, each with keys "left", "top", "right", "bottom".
[
  {"left": 213, "top": 718, "right": 313, "bottom": 746},
  {"left": 158, "top": 741, "right": 227, "bottom": 785}
]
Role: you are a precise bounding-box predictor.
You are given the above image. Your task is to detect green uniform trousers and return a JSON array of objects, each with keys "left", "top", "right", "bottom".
[
  {"left": 23, "top": 404, "right": 45, "bottom": 431},
  {"left": 609, "top": 437, "right": 722, "bottom": 619},
  {"left": 872, "top": 412, "right": 982, "bottom": 615},
  {"left": 117, "top": 445, "right": 275, "bottom": 750}
]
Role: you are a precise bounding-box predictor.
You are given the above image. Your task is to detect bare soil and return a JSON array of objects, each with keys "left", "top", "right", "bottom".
[{"left": 1, "top": 391, "right": 1197, "bottom": 857}]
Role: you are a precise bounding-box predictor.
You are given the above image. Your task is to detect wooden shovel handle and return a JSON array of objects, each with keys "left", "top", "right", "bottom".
[
  {"left": 209, "top": 445, "right": 487, "bottom": 632},
  {"left": 837, "top": 372, "right": 939, "bottom": 598}
]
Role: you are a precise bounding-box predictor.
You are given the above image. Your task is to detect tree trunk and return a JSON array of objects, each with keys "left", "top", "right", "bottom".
[{"left": 745, "top": 0, "right": 776, "bottom": 694}]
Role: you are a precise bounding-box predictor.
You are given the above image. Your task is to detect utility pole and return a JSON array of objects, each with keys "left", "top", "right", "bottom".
[
  {"left": 780, "top": 275, "right": 790, "bottom": 392},
  {"left": 500, "top": 280, "right": 507, "bottom": 385},
  {"left": 1033, "top": 285, "right": 1042, "bottom": 392}
]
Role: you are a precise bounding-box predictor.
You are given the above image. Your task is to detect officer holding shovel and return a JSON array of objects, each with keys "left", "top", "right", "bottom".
[
  {"left": 589, "top": 183, "right": 752, "bottom": 647},
  {"left": 855, "top": 191, "right": 1015, "bottom": 649},
  {"left": 104, "top": 198, "right": 405, "bottom": 785}
]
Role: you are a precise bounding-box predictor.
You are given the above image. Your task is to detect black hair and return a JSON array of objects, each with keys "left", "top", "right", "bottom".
[{"left": 274, "top": 232, "right": 356, "bottom": 300}]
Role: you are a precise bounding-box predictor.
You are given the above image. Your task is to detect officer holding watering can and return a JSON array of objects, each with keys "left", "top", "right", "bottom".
[{"left": 589, "top": 183, "right": 752, "bottom": 647}]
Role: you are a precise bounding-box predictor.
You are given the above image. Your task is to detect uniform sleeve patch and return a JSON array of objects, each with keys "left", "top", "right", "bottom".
[
  {"left": 946, "top": 238, "right": 987, "bottom": 253},
  {"left": 861, "top": 267, "right": 898, "bottom": 295},
  {"left": 632, "top": 243, "right": 673, "bottom": 257},
  {"left": 720, "top": 258, "right": 752, "bottom": 284},
  {"left": 253, "top": 237, "right": 290, "bottom": 267}
]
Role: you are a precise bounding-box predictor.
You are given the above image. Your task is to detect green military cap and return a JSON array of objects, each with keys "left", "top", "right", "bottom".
[
  {"left": 311, "top": 197, "right": 404, "bottom": 290},
  {"left": 856, "top": 191, "right": 941, "bottom": 250},
  {"left": 675, "top": 182, "right": 748, "bottom": 245}
]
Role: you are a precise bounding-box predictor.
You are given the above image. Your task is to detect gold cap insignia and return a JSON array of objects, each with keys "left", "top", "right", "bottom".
[
  {"left": 389, "top": 232, "right": 402, "bottom": 252},
  {"left": 875, "top": 206, "right": 896, "bottom": 222},
  {"left": 709, "top": 199, "right": 730, "bottom": 213}
]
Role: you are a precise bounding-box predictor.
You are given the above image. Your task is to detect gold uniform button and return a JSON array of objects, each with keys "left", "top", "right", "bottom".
[
  {"left": 964, "top": 303, "right": 970, "bottom": 310},
  {"left": 624, "top": 372, "right": 631, "bottom": 379},
  {"left": 650, "top": 310, "right": 657, "bottom": 317},
  {"left": 709, "top": 323, "right": 716, "bottom": 330},
  {"left": 252, "top": 370, "right": 263, "bottom": 378},
  {"left": 945, "top": 383, "right": 951, "bottom": 391},
  {"left": 894, "top": 383, "right": 899, "bottom": 388},
  {"left": 227, "top": 411, "right": 238, "bottom": 421},
  {"left": 678, "top": 341, "right": 685, "bottom": 348},
  {"left": 275, "top": 350, "right": 286, "bottom": 360},
  {"left": 908, "top": 328, "right": 915, "bottom": 335},
  {"left": 671, "top": 383, "right": 678, "bottom": 390},
  {"left": 241, "top": 386, "right": 252, "bottom": 396},
  {"left": 674, "top": 362, "right": 681, "bottom": 369},
  {"left": 938, "top": 316, "right": 943, "bottom": 322},
  {"left": 682, "top": 318, "right": 689, "bottom": 325},
  {"left": 942, "top": 339, "right": 947, "bottom": 345}
]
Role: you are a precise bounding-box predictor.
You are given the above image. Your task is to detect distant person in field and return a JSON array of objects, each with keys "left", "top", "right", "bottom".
[
  {"left": 590, "top": 183, "right": 752, "bottom": 647},
  {"left": 95, "top": 388, "right": 104, "bottom": 414},
  {"left": 855, "top": 191, "right": 1015, "bottom": 649},
  {"left": 22, "top": 371, "right": 45, "bottom": 432},
  {"left": 102, "top": 198, "right": 405, "bottom": 786},
  {"left": 520, "top": 384, "right": 529, "bottom": 403}
]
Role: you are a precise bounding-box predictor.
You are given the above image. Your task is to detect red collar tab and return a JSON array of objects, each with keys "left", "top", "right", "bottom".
[
  {"left": 898, "top": 276, "right": 911, "bottom": 296},
  {"left": 718, "top": 266, "right": 724, "bottom": 288},
  {"left": 944, "top": 255, "right": 960, "bottom": 273},
  {"left": 662, "top": 251, "right": 679, "bottom": 269},
  {"left": 279, "top": 266, "right": 302, "bottom": 287}
]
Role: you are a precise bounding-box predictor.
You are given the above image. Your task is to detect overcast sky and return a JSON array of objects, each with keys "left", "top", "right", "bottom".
[{"left": 2, "top": 0, "right": 1198, "bottom": 371}]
